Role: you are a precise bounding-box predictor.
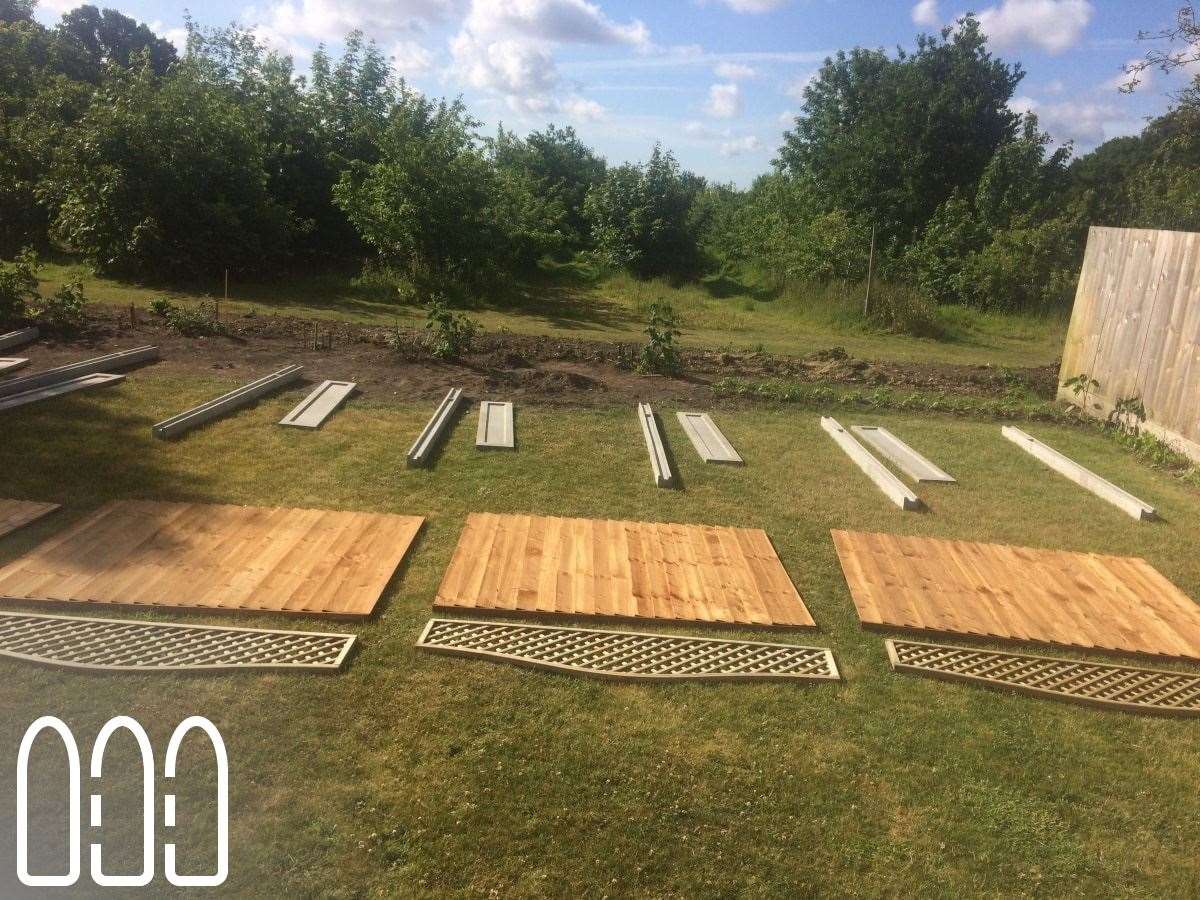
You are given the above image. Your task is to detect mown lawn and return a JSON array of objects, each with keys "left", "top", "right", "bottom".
[
  {"left": 34, "top": 260, "right": 1068, "bottom": 368},
  {"left": 1, "top": 370, "right": 1198, "bottom": 897}
]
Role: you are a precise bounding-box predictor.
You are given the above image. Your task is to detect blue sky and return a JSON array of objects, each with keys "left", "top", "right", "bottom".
[{"left": 33, "top": 0, "right": 1197, "bottom": 185}]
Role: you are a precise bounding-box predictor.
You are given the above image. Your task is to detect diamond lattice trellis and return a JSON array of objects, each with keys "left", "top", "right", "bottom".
[
  {"left": 0, "top": 610, "right": 355, "bottom": 672},
  {"left": 886, "top": 638, "right": 1200, "bottom": 717},
  {"left": 417, "top": 618, "right": 839, "bottom": 682}
]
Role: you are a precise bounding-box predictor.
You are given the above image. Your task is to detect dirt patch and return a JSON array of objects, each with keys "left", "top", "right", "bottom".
[{"left": 8, "top": 305, "right": 1057, "bottom": 409}]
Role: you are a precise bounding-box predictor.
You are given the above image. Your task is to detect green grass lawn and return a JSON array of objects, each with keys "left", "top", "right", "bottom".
[
  {"left": 35, "top": 259, "right": 1068, "bottom": 368},
  {"left": 1, "top": 373, "right": 1198, "bottom": 897}
]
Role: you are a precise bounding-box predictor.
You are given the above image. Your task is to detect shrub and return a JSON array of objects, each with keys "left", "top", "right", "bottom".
[
  {"left": 0, "top": 248, "right": 40, "bottom": 326},
  {"left": 584, "top": 146, "right": 704, "bottom": 279},
  {"left": 424, "top": 295, "right": 476, "bottom": 361},
  {"left": 865, "top": 283, "right": 942, "bottom": 338},
  {"left": 29, "top": 279, "right": 88, "bottom": 331},
  {"left": 638, "top": 300, "right": 683, "bottom": 375},
  {"left": 149, "top": 296, "right": 223, "bottom": 336}
]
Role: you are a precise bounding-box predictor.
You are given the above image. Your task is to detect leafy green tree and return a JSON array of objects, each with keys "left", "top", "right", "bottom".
[
  {"left": 0, "top": 247, "right": 38, "bottom": 324},
  {"left": 43, "top": 57, "right": 296, "bottom": 277},
  {"left": 57, "top": 5, "right": 177, "bottom": 78},
  {"left": 311, "top": 31, "right": 395, "bottom": 168},
  {"left": 906, "top": 114, "right": 1075, "bottom": 309},
  {"left": 525, "top": 125, "right": 606, "bottom": 247},
  {"left": 1, "top": 0, "right": 34, "bottom": 23},
  {"left": 183, "top": 22, "right": 354, "bottom": 260},
  {"left": 332, "top": 89, "right": 507, "bottom": 286},
  {"left": 0, "top": 11, "right": 93, "bottom": 251},
  {"left": 584, "top": 145, "right": 704, "bottom": 278},
  {"left": 778, "top": 16, "right": 1022, "bottom": 252}
]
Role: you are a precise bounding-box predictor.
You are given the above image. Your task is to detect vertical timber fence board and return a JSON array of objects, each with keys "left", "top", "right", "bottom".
[{"left": 1058, "top": 226, "right": 1200, "bottom": 462}]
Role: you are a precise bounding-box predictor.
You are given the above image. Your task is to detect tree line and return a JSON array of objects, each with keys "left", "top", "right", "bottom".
[{"left": 2, "top": 0, "right": 1197, "bottom": 311}]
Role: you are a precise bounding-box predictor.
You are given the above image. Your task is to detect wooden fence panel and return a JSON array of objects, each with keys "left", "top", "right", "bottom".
[{"left": 1058, "top": 226, "right": 1200, "bottom": 462}]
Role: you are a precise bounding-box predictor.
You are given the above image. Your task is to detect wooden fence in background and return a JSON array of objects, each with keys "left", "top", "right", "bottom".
[{"left": 1058, "top": 226, "right": 1200, "bottom": 462}]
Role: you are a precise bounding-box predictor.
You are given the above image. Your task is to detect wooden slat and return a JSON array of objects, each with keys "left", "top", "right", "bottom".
[
  {"left": 0, "top": 327, "right": 38, "bottom": 352},
  {"left": 834, "top": 529, "right": 1200, "bottom": 661},
  {"left": 435, "top": 513, "right": 815, "bottom": 628},
  {"left": 821, "top": 417, "right": 922, "bottom": 510},
  {"left": 850, "top": 426, "right": 955, "bottom": 483},
  {"left": 1001, "top": 426, "right": 1155, "bottom": 520},
  {"left": 0, "top": 500, "right": 423, "bottom": 618},
  {"left": 279, "top": 380, "right": 356, "bottom": 428},
  {"left": 0, "top": 373, "right": 125, "bottom": 412},
  {"left": 638, "top": 403, "right": 675, "bottom": 488},
  {"left": 476, "top": 400, "right": 515, "bottom": 449},
  {"left": 676, "top": 412, "right": 743, "bottom": 465},
  {"left": 0, "top": 500, "right": 60, "bottom": 540}
]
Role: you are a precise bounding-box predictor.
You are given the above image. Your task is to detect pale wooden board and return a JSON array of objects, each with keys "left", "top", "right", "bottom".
[
  {"left": 638, "top": 403, "right": 674, "bottom": 487},
  {"left": 833, "top": 529, "right": 1200, "bottom": 661},
  {"left": 476, "top": 400, "right": 514, "bottom": 449},
  {"left": 0, "top": 358, "right": 29, "bottom": 375},
  {"left": 821, "top": 417, "right": 921, "bottom": 510},
  {"left": 1002, "top": 425, "right": 1155, "bottom": 520},
  {"left": 0, "top": 373, "right": 124, "bottom": 412},
  {"left": 0, "top": 500, "right": 423, "bottom": 617},
  {"left": 676, "top": 412, "right": 743, "bottom": 464},
  {"left": 851, "top": 426, "right": 954, "bottom": 483},
  {"left": 0, "top": 500, "right": 60, "bottom": 540},
  {"left": 279, "top": 379, "right": 356, "bottom": 428},
  {"left": 435, "top": 513, "right": 816, "bottom": 628}
]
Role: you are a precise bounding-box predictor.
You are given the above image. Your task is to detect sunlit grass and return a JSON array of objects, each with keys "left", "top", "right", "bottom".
[
  {"left": 1, "top": 372, "right": 1198, "bottom": 896},
  {"left": 34, "top": 257, "right": 1068, "bottom": 368}
]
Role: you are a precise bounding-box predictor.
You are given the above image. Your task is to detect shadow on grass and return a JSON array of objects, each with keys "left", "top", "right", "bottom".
[
  {"left": 478, "top": 280, "right": 637, "bottom": 333},
  {"left": 699, "top": 272, "right": 780, "bottom": 303},
  {"left": 0, "top": 393, "right": 221, "bottom": 568}
]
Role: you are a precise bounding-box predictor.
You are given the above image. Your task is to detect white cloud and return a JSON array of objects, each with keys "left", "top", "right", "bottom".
[
  {"left": 391, "top": 39, "right": 434, "bottom": 75},
  {"left": 1008, "top": 95, "right": 1038, "bottom": 117},
  {"left": 912, "top": 0, "right": 940, "bottom": 27},
  {"left": 777, "top": 109, "right": 796, "bottom": 127},
  {"left": 977, "top": 0, "right": 1093, "bottom": 54},
  {"left": 246, "top": 0, "right": 462, "bottom": 45},
  {"left": 149, "top": 20, "right": 190, "bottom": 52},
  {"left": 448, "top": 0, "right": 649, "bottom": 118},
  {"left": 1009, "top": 95, "right": 1139, "bottom": 150},
  {"left": 705, "top": 82, "right": 742, "bottom": 118},
  {"left": 562, "top": 96, "right": 608, "bottom": 121},
  {"left": 463, "top": 0, "right": 648, "bottom": 48},
  {"left": 719, "top": 135, "right": 763, "bottom": 156},
  {"left": 451, "top": 33, "right": 559, "bottom": 107},
  {"left": 250, "top": 21, "right": 314, "bottom": 60},
  {"left": 33, "top": 0, "right": 78, "bottom": 15},
  {"left": 718, "top": 0, "right": 789, "bottom": 12},
  {"left": 714, "top": 61, "right": 756, "bottom": 80}
]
